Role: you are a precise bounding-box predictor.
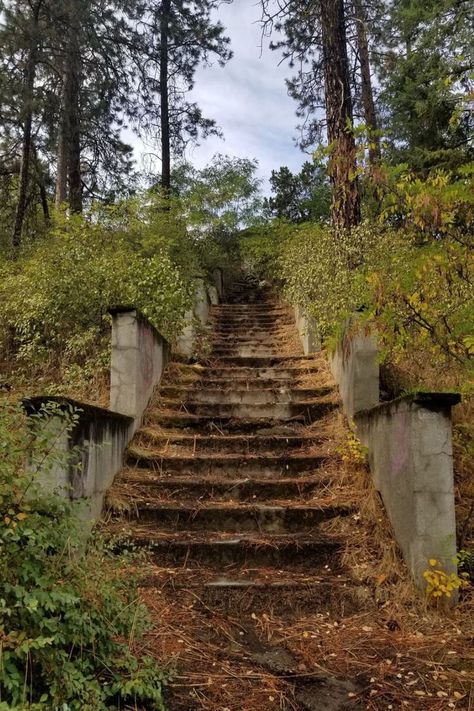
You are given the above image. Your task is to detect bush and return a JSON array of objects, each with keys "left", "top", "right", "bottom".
[
  {"left": 0, "top": 199, "right": 195, "bottom": 396},
  {"left": 0, "top": 402, "right": 167, "bottom": 710}
]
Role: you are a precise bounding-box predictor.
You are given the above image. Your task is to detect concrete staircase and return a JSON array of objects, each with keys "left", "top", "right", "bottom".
[{"left": 107, "top": 275, "right": 357, "bottom": 614}]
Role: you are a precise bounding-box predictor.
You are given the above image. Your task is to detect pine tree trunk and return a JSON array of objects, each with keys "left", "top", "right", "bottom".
[
  {"left": 12, "top": 4, "right": 40, "bottom": 249},
  {"left": 353, "top": 0, "right": 380, "bottom": 165},
  {"left": 55, "top": 66, "right": 70, "bottom": 208},
  {"left": 55, "top": 7, "right": 82, "bottom": 213},
  {"left": 160, "top": 0, "right": 171, "bottom": 195},
  {"left": 320, "top": 0, "right": 361, "bottom": 230},
  {"left": 68, "top": 37, "right": 82, "bottom": 213}
]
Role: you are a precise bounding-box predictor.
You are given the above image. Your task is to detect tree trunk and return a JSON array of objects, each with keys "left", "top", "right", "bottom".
[
  {"left": 12, "top": 4, "right": 41, "bottom": 249},
  {"left": 320, "top": 0, "right": 361, "bottom": 230},
  {"left": 160, "top": 0, "right": 171, "bottom": 195},
  {"left": 353, "top": 0, "right": 380, "bottom": 165},
  {"left": 68, "top": 35, "right": 82, "bottom": 213},
  {"left": 55, "top": 6, "right": 82, "bottom": 213},
  {"left": 55, "top": 66, "right": 70, "bottom": 208},
  {"left": 32, "top": 144, "right": 50, "bottom": 223}
]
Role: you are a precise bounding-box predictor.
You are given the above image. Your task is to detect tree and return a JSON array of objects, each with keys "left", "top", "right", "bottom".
[
  {"left": 264, "top": 162, "right": 331, "bottom": 223},
  {"left": 173, "top": 154, "right": 262, "bottom": 237},
  {"left": 261, "top": 0, "right": 361, "bottom": 229},
  {"left": 137, "top": 0, "right": 233, "bottom": 193},
  {"left": 378, "top": 0, "right": 474, "bottom": 171}
]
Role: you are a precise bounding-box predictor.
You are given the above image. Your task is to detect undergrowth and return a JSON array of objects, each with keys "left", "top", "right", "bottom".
[{"left": 0, "top": 401, "right": 168, "bottom": 710}]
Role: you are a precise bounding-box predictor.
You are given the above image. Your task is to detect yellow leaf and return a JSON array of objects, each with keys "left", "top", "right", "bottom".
[
  {"left": 16, "top": 512, "right": 28, "bottom": 521},
  {"left": 429, "top": 559, "right": 438, "bottom": 567}
]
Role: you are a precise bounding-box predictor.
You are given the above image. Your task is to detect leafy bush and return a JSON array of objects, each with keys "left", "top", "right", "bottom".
[
  {"left": 0, "top": 199, "right": 195, "bottom": 396},
  {"left": 0, "top": 402, "right": 167, "bottom": 710},
  {"left": 239, "top": 218, "right": 473, "bottom": 384}
]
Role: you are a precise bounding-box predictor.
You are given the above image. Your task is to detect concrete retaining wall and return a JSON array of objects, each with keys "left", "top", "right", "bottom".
[
  {"left": 176, "top": 275, "right": 219, "bottom": 357},
  {"left": 291, "top": 307, "right": 460, "bottom": 593},
  {"left": 355, "top": 393, "right": 460, "bottom": 589},
  {"left": 109, "top": 306, "right": 169, "bottom": 430},
  {"left": 293, "top": 306, "right": 321, "bottom": 356},
  {"left": 22, "top": 308, "right": 171, "bottom": 524},
  {"left": 23, "top": 397, "right": 133, "bottom": 524},
  {"left": 328, "top": 324, "right": 379, "bottom": 420}
]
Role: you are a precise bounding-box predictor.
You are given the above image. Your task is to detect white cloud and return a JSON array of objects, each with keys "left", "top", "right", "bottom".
[{"left": 186, "top": 0, "right": 310, "bottom": 191}]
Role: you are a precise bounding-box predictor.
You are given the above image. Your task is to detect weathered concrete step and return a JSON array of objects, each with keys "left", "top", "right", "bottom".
[
  {"left": 108, "top": 526, "right": 342, "bottom": 566},
  {"left": 157, "top": 385, "right": 333, "bottom": 404},
  {"left": 136, "top": 430, "right": 322, "bottom": 453},
  {"left": 112, "top": 472, "right": 332, "bottom": 501},
  {"left": 211, "top": 347, "right": 298, "bottom": 358},
  {"left": 212, "top": 304, "right": 288, "bottom": 313},
  {"left": 174, "top": 377, "right": 300, "bottom": 389},
  {"left": 156, "top": 397, "right": 338, "bottom": 421},
  {"left": 213, "top": 355, "right": 318, "bottom": 367},
  {"left": 170, "top": 363, "right": 324, "bottom": 379},
  {"left": 144, "top": 412, "right": 307, "bottom": 431},
  {"left": 126, "top": 449, "right": 329, "bottom": 477},
  {"left": 166, "top": 582, "right": 364, "bottom": 617},
  {"left": 124, "top": 502, "right": 351, "bottom": 532}
]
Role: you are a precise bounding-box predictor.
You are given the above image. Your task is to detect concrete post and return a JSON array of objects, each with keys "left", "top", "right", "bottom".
[
  {"left": 329, "top": 324, "right": 379, "bottom": 419},
  {"left": 294, "top": 305, "right": 321, "bottom": 355},
  {"left": 176, "top": 277, "right": 214, "bottom": 357},
  {"left": 109, "top": 306, "right": 169, "bottom": 429},
  {"left": 355, "top": 393, "right": 460, "bottom": 591}
]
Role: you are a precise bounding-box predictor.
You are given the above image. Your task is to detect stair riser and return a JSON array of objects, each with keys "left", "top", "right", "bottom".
[
  {"left": 172, "top": 367, "right": 322, "bottom": 379},
  {"left": 118, "top": 540, "right": 340, "bottom": 568},
  {"left": 135, "top": 435, "right": 318, "bottom": 454},
  {"left": 116, "top": 479, "right": 330, "bottom": 502},
  {"left": 130, "top": 506, "right": 345, "bottom": 532},
  {"left": 158, "top": 388, "right": 332, "bottom": 405},
  {"left": 155, "top": 586, "right": 365, "bottom": 618},
  {"left": 157, "top": 401, "right": 337, "bottom": 420},
  {"left": 146, "top": 415, "right": 306, "bottom": 432},
  {"left": 125, "top": 456, "right": 327, "bottom": 478}
]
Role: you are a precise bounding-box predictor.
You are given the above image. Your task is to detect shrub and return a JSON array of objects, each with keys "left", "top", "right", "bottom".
[{"left": 0, "top": 401, "right": 167, "bottom": 710}]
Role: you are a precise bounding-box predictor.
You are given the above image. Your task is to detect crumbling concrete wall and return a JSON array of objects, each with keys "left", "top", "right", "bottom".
[
  {"left": 293, "top": 306, "right": 321, "bottom": 356},
  {"left": 23, "top": 397, "right": 133, "bottom": 524},
  {"left": 176, "top": 275, "right": 219, "bottom": 357},
  {"left": 355, "top": 393, "right": 460, "bottom": 589},
  {"left": 109, "top": 306, "right": 169, "bottom": 430},
  {"left": 23, "top": 308, "right": 171, "bottom": 525},
  {"left": 328, "top": 324, "right": 379, "bottom": 420}
]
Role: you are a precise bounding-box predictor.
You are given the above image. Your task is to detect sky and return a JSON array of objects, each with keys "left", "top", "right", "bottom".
[{"left": 135, "top": 0, "right": 310, "bottom": 194}]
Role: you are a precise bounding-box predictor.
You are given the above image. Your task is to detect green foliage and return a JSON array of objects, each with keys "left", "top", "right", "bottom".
[
  {"left": 263, "top": 162, "right": 331, "bottom": 224},
  {"left": 0, "top": 401, "right": 167, "bottom": 710},
  {"left": 239, "top": 212, "right": 473, "bottom": 378},
  {"left": 0, "top": 197, "right": 195, "bottom": 394},
  {"left": 379, "top": 0, "right": 473, "bottom": 170}
]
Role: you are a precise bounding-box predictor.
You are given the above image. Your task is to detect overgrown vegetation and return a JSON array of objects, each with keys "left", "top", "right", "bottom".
[{"left": 0, "top": 401, "right": 167, "bottom": 710}]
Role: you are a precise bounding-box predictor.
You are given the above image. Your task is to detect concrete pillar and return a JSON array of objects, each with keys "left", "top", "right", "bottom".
[
  {"left": 109, "top": 306, "right": 169, "bottom": 428},
  {"left": 355, "top": 393, "right": 460, "bottom": 592},
  {"left": 329, "top": 325, "right": 379, "bottom": 419},
  {"left": 294, "top": 305, "right": 321, "bottom": 355}
]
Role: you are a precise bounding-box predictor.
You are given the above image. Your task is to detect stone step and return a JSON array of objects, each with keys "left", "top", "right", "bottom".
[
  {"left": 107, "top": 526, "right": 342, "bottom": 567},
  {"left": 112, "top": 472, "right": 332, "bottom": 501},
  {"left": 144, "top": 412, "right": 307, "bottom": 431},
  {"left": 212, "top": 355, "right": 318, "bottom": 367},
  {"left": 210, "top": 347, "right": 296, "bottom": 358},
  {"left": 170, "top": 363, "right": 324, "bottom": 380},
  {"left": 173, "top": 377, "right": 303, "bottom": 389},
  {"left": 157, "top": 385, "right": 333, "bottom": 404},
  {"left": 155, "top": 397, "right": 338, "bottom": 421},
  {"left": 125, "top": 449, "right": 329, "bottom": 477},
  {"left": 122, "top": 501, "right": 351, "bottom": 532},
  {"left": 135, "top": 430, "right": 322, "bottom": 453},
  {"left": 139, "top": 566, "right": 366, "bottom": 616}
]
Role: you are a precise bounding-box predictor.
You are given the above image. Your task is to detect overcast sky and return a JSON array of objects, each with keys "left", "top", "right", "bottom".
[{"left": 135, "top": 0, "right": 310, "bottom": 193}]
